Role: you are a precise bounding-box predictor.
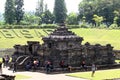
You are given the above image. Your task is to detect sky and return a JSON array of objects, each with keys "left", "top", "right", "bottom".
[{"left": 0, "top": 0, "right": 82, "bottom": 13}]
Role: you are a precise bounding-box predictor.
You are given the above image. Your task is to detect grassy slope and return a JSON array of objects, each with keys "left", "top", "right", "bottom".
[
  {"left": 71, "top": 28, "right": 120, "bottom": 50},
  {"left": 0, "top": 28, "right": 120, "bottom": 50},
  {"left": 0, "top": 29, "right": 46, "bottom": 48}
]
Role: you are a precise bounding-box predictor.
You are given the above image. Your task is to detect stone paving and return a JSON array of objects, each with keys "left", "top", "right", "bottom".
[{"left": 2, "top": 67, "right": 87, "bottom": 80}]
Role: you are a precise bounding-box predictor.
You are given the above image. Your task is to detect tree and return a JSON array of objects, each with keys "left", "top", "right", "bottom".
[
  {"left": 54, "top": 0, "right": 67, "bottom": 24},
  {"left": 41, "top": 10, "right": 55, "bottom": 24},
  {"left": 4, "top": 0, "right": 15, "bottom": 24},
  {"left": 22, "top": 12, "right": 41, "bottom": 25},
  {"left": 66, "top": 12, "right": 78, "bottom": 25},
  {"left": 15, "top": 0, "right": 24, "bottom": 24},
  {"left": 35, "top": 0, "right": 44, "bottom": 24},
  {"left": 113, "top": 10, "right": 119, "bottom": 24},
  {"left": 93, "top": 14, "right": 104, "bottom": 27},
  {"left": 35, "top": 0, "right": 44, "bottom": 16},
  {"left": 78, "top": 0, "right": 120, "bottom": 26},
  {"left": 44, "top": 4, "right": 48, "bottom": 12},
  {"left": 0, "top": 13, "right": 4, "bottom": 22},
  {"left": 109, "top": 10, "right": 119, "bottom": 29},
  {"left": 78, "top": 0, "right": 97, "bottom": 23}
]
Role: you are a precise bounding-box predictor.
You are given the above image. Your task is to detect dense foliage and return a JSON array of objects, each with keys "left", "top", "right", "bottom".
[
  {"left": 54, "top": 0, "right": 67, "bottom": 24},
  {"left": 41, "top": 10, "right": 55, "bottom": 24},
  {"left": 66, "top": 12, "right": 78, "bottom": 25},
  {"left": 4, "top": 0, "right": 15, "bottom": 24},
  {"left": 35, "top": 0, "right": 44, "bottom": 16},
  {"left": 22, "top": 12, "right": 41, "bottom": 25},
  {"left": 15, "top": 0, "right": 24, "bottom": 24},
  {"left": 78, "top": 0, "right": 120, "bottom": 26},
  {"left": 1, "top": 0, "right": 120, "bottom": 29}
]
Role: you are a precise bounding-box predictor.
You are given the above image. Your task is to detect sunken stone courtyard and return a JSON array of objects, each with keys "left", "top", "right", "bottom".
[{"left": 11, "top": 25, "right": 115, "bottom": 70}]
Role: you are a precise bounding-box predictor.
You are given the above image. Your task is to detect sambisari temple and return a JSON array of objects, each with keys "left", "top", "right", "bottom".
[{"left": 11, "top": 25, "right": 115, "bottom": 70}]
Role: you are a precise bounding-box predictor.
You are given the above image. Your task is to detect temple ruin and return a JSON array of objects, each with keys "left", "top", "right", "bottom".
[{"left": 11, "top": 25, "right": 115, "bottom": 69}]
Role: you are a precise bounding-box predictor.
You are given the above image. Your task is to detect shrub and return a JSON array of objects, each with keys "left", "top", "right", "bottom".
[
  {"left": 109, "top": 24, "right": 118, "bottom": 29},
  {"left": 67, "top": 25, "right": 80, "bottom": 29},
  {"left": 13, "top": 25, "right": 23, "bottom": 29},
  {"left": 19, "top": 21, "right": 30, "bottom": 25},
  {"left": 99, "top": 24, "right": 108, "bottom": 29},
  {"left": 1, "top": 25, "right": 13, "bottom": 29},
  {"left": 27, "top": 25, "right": 40, "bottom": 29},
  {"left": 80, "top": 23, "right": 89, "bottom": 28}
]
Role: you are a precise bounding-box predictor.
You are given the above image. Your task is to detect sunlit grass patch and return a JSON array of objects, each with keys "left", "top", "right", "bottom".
[
  {"left": 0, "top": 28, "right": 120, "bottom": 50},
  {"left": 15, "top": 74, "right": 31, "bottom": 80},
  {"left": 115, "top": 60, "right": 120, "bottom": 64},
  {"left": 67, "top": 69, "right": 120, "bottom": 80}
]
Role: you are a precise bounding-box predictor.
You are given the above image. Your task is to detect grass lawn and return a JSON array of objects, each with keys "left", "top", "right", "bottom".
[
  {"left": 15, "top": 74, "right": 31, "bottom": 80},
  {"left": 67, "top": 69, "right": 120, "bottom": 80},
  {"left": 71, "top": 28, "right": 120, "bottom": 50},
  {"left": 0, "top": 28, "right": 120, "bottom": 50}
]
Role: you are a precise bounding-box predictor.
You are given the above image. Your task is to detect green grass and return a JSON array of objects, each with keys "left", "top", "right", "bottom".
[
  {"left": 0, "top": 29, "right": 45, "bottom": 48},
  {"left": 15, "top": 74, "right": 31, "bottom": 80},
  {"left": 0, "top": 58, "right": 2, "bottom": 62},
  {"left": 115, "top": 60, "right": 120, "bottom": 64},
  {"left": 67, "top": 69, "right": 120, "bottom": 80},
  {"left": 71, "top": 28, "right": 120, "bottom": 50},
  {"left": 0, "top": 28, "right": 120, "bottom": 50}
]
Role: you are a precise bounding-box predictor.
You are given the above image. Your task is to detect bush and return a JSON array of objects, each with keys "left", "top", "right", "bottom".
[
  {"left": 99, "top": 24, "right": 108, "bottom": 29},
  {"left": 13, "top": 25, "right": 23, "bottom": 29},
  {"left": 80, "top": 23, "right": 89, "bottom": 28},
  {"left": 19, "top": 21, "right": 30, "bottom": 25},
  {"left": 0, "top": 25, "right": 13, "bottom": 29},
  {"left": 28, "top": 25, "right": 37, "bottom": 29},
  {"left": 109, "top": 24, "right": 118, "bottom": 29},
  {"left": 67, "top": 25, "right": 80, "bottom": 29}
]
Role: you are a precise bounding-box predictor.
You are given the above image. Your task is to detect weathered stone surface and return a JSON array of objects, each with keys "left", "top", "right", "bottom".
[
  {"left": 11, "top": 25, "right": 115, "bottom": 69},
  {"left": 41, "top": 26, "right": 115, "bottom": 67},
  {"left": 11, "top": 41, "right": 41, "bottom": 69}
]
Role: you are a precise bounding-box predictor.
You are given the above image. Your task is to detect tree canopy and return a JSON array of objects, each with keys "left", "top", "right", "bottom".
[
  {"left": 78, "top": 0, "right": 120, "bottom": 26},
  {"left": 4, "top": 0, "right": 15, "bottom": 24},
  {"left": 3, "top": 0, "right": 120, "bottom": 27},
  {"left": 54, "top": 0, "right": 67, "bottom": 24},
  {"left": 15, "top": 0, "right": 24, "bottom": 24}
]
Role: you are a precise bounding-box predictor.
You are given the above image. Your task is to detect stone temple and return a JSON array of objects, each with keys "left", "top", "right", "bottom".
[{"left": 11, "top": 25, "right": 115, "bottom": 69}]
